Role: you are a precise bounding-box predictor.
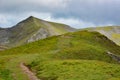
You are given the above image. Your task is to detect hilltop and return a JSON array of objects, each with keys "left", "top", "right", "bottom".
[{"left": 0, "top": 16, "right": 75, "bottom": 48}]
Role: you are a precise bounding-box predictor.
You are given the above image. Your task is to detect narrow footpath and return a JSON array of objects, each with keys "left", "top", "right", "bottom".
[{"left": 20, "top": 62, "right": 40, "bottom": 80}]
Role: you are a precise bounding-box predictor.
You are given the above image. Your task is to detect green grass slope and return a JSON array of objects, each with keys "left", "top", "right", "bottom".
[
  {"left": 84, "top": 26, "right": 120, "bottom": 45},
  {"left": 29, "top": 60, "right": 120, "bottom": 80},
  {"left": 0, "top": 16, "right": 75, "bottom": 47},
  {"left": 0, "top": 30, "right": 120, "bottom": 80}
]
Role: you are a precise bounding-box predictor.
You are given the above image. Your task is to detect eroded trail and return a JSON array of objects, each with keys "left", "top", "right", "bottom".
[{"left": 20, "top": 62, "right": 40, "bottom": 80}]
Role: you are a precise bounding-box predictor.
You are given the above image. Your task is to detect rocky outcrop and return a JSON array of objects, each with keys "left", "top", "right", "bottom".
[{"left": 27, "top": 28, "right": 50, "bottom": 43}]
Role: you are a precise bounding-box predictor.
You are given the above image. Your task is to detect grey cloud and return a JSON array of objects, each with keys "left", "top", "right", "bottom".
[
  {"left": 53, "top": 0, "right": 120, "bottom": 25},
  {"left": 0, "top": 0, "right": 120, "bottom": 27},
  {"left": 0, "top": 0, "right": 67, "bottom": 13},
  {"left": 55, "top": 0, "right": 120, "bottom": 24}
]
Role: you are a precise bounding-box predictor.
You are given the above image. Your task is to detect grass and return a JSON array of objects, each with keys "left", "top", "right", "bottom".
[
  {"left": 0, "top": 54, "right": 40, "bottom": 80},
  {"left": 0, "top": 30, "right": 120, "bottom": 80},
  {"left": 0, "top": 58, "right": 12, "bottom": 80},
  {"left": 28, "top": 60, "right": 120, "bottom": 80}
]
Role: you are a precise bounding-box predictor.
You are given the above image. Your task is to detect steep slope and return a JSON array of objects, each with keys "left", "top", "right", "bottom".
[
  {"left": 0, "top": 16, "right": 75, "bottom": 47},
  {"left": 84, "top": 26, "right": 120, "bottom": 45},
  {"left": 0, "top": 31, "right": 120, "bottom": 80}
]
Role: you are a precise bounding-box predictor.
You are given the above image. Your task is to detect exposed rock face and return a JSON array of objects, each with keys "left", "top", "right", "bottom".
[
  {"left": 0, "top": 16, "right": 76, "bottom": 48},
  {"left": 0, "top": 29, "right": 10, "bottom": 45},
  {"left": 27, "top": 28, "right": 50, "bottom": 42}
]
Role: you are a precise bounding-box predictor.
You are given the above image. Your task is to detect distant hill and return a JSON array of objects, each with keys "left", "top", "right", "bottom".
[
  {"left": 1, "top": 30, "right": 120, "bottom": 80},
  {"left": 84, "top": 26, "right": 120, "bottom": 45},
  {"left": 0, "top": 16, "right": 75, "bottom": 48}
]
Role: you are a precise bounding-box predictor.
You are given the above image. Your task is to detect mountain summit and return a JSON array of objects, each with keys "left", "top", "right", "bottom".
[{"left": 0, "top": 16, "right": 75, "bottom": 47}]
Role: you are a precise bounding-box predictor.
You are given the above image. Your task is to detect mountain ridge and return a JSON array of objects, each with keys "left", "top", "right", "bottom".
[{"left": 84, "top": 26, "right": 120, "bottom": 45}]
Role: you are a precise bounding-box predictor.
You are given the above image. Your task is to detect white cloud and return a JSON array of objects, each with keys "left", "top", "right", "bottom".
[
  {"left": 0, "top": 14, "right": 13, "bottom": 27},
  {"left": 0, "top": 12, "right": 96, "bottom": 28},
  {"left": 0, "top": 15, "right": 8, "bottom": 24},
  {"left": 0, "top": 12, "right": 51, "bottom": 28}
]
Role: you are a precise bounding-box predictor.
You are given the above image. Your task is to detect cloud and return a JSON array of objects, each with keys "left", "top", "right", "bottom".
[
  {"left": 0, "top": 0, "right": 70, "bottom": 13},
  {"left": 0, "top": 12, "right": 113, "bottom": 29},
  {"left": 0, "top": 12, "right": 52, "bottom": 28},
  {"left": 44, "top": 16, "right": 96, "bottom": 28},
  {"left": 0, "top": 15, "right": 7, "bottom": 24},
  {"left": 0, "top": 14, "right": 13, "bottom": 27},
  {"left": 28, "top": 0, "right": 69, "bottom": 8},
  {"left": 0, "top": 0, "right": 119, "bottom": 28},
  {"left": 53, "top": 0, "right": 120, "bottom": 24}
]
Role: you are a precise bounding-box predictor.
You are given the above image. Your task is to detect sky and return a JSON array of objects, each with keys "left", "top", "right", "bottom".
[{"left": 0, "top": 0, "right": 120, "bottom": 29}]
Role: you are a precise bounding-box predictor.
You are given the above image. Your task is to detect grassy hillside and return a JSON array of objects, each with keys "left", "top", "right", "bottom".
[
  {"left": 0, "top": 16, "right": 75, "bottom": 47},
  {"left": 0, "top": 30, "right": 120, "bottom": 80},
  {"left": 84, "top": 26, "right": 120, "bottom": 45}
]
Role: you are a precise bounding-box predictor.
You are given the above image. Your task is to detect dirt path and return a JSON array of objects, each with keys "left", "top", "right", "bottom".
[{"left": 20, "top": 62, "right": 40, "bottom": 80}]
